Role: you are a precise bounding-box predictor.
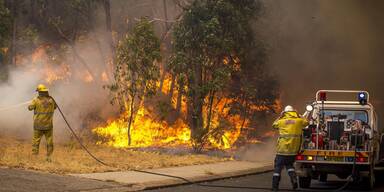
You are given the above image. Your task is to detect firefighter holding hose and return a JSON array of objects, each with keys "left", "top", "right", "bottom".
[
  {"left": 28, "top": 84, "right": 56, "bottom": 161},
  {"left": 271, "top": 105, "right": 309, "bottom": 191}
]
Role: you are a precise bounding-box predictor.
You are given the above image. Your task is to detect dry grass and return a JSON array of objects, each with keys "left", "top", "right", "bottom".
[{"left": 0, "top": 137, "right": 229, "bottom": 174}]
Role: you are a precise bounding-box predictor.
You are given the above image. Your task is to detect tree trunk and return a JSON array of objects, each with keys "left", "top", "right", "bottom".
[
  {"left": 10, "top": 0, "right": 17, "bottom": 65},
  {"left": 189, "top": 62, "right": 204, "bottom": 152},
  {"left": 103, "top": 0, "right": 114, "bottom": 77},
  {"left": 240, "top": 103, "right": 249, "bottom": 136},
  {"left": 175, "top": 77, "right": 184, "bottom": 115},
  {"left": 168, "top": 74, "right": 176, "bottom": 99},
  {"left": 127, "top": 95, "right": 135, "bottom": 146},
  {"left": 158, "top": 70, "right": 166, "bottom": 93},
  {"left": 86, "top": 3, "right": 108, "bottom": 81},
  {"left": 30, "top": 0, "right": 36, "bottom": 25},
  {"left": 158, "top": 0, "right": 170, "bottom": 93},
  {"left": 205, "top": 91, "right": 215, "bottom": 130}
]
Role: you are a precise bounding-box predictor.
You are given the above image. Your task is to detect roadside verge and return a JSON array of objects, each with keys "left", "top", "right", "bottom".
[{"left": 71, "top": 161, "right": 273, "bottom": 190}]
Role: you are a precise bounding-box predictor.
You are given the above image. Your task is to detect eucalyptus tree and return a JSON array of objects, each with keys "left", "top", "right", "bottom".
[
  {"left": 171, "top": 0, "right": 264, "bottom": 151},
  {"left": 108, "top": 18, "right": 161, "bottom": 146},
  {"left": 0, "top": 0, "right": 11, "bottom": 81}
]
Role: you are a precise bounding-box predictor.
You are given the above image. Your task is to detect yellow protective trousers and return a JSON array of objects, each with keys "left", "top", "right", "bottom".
[{"left": 32, "top": 129, "right": 53, "bottom": 156}]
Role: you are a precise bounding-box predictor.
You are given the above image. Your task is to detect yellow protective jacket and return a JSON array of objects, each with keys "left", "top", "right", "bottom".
[
  {"left": 28, "top": 96, "right": 56, "bottom": 130},
  {"left": 272, "top": 111, "right": 309, "bottom": 156}
]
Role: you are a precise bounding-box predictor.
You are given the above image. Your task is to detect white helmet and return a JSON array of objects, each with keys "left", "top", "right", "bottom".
[{"left": 284, "top": 105, "right": 294, "bottom": 112}]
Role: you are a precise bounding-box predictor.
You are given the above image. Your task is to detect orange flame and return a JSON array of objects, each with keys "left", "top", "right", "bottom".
[
  {"left": 44, "top": 65, "right": 71, "bottom": 84},
  {"left": 92, "top": 85, "right": 276, "bottom": 150},
  {"left": 83, "top": 70, "right": 94, "bottom": 83},
  {"left": 93, "top": 107, "right": 190, "bottom": 148},
  {"left": 101, "top": 71, "right": 109, "bottom": 82}
]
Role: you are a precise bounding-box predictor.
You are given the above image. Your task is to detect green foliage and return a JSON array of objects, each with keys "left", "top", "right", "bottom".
[
  {"left": 17, "top": 26, "right": 40, "bottom": 53},
  {"left": 110, "top": 18, "right": 161, "bottom": 108},
  {"left": 0, "top": 0, "right": 11, "bottom": 48},
  {"left": 171, "top": 0, "right": 273, "bottom": 151},
  {"left": 19, "top": 26, "right": 39, "bottom": 44},
  {"left": 108, "top": 18, "right": 161, "bottom": 145},
  {"left": 36, "top": 0, "right": 101, "bottom": 43},
  {"left": 0, "top": 0, "right": 10, "bottom": 81},
  {"left": 172, "top": 0, "right": 262, "bottom": 97},
  {"left": 229, "top": 42, "right": 279, "bottom": 116}
]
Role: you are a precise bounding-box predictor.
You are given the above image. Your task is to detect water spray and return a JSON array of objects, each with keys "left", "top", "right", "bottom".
[{"left": 0, "top": 100, "right": 31, "bottom": 111}]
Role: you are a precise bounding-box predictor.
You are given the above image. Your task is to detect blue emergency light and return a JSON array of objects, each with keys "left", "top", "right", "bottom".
[{"left": 358, "top": 92, "right": 367, "bottom": 105}]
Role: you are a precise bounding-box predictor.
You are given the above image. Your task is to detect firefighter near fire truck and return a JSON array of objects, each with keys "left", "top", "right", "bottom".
[
  {"left": 28, "top": 84, "right": 57, "bottom": 161},
  {"left": 271, "top": 105, "right": 309, "bottom": 191}
]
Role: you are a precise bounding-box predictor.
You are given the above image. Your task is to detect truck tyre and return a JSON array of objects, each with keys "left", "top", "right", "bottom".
[
  {"left": 319, "top": 173, "right": 328, "bottom": 182},
  {"left": 299, "top": 176, "right": 311, "bottom": 188}
]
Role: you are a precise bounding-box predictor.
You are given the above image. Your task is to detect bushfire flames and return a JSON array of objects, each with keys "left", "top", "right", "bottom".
[
  {"left": 24, "top": 45, "right": 278, "bottom": 150},
  {"left": 27, "top": 44, "right": 108, "bottom": 84},
  {"left": 92, "top": 78, "right": 277, "bottom": 150},
  {"left": 93, "top": 107, "right": 191, "bottom": 148},
  {"left": 92, "top": 98, "right": 245, "bottom": 149}
]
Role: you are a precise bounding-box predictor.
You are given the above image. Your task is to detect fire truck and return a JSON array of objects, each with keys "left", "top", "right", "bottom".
[{"left": 295, "top": 90, "right": 384, "bottom": 189}]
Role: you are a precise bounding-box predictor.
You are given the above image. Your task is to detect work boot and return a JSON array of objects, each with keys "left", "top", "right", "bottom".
[
  {"left": 288, "top": 170, "right": 298, "bottom": 190},
  {"left": 272, "top": 175, "right": 280, "bottom": 191}
]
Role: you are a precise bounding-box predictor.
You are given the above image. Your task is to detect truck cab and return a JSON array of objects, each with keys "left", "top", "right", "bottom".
[{"left": 295, "top": 90, "right": 382, "bottom": 189}]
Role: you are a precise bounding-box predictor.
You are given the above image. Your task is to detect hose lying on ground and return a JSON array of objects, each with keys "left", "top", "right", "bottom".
[
  {"left": 53, "top": 97, "right": 355, "bottom": 192},
  {"left": 330, "top": 130, "right": 359, "bottom": 192}
]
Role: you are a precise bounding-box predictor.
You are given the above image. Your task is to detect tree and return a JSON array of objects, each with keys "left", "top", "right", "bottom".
[
  {"left": 171, "top": 0, "right": 266, "bottom": 151},
  {"left": 228, "top": 42, "right": 279, "bottom": 140},
  {"left": 0, "top": 0, "right": 11, "bottom": 81},
  {"left": 109, "top": 18, "right": 161, "bottom": 146},
  {"left": 103, "top": 0, "right": 114, "bottom": 78},
  {"left": 9, "top": 0, "right": 17, "bottom": 66},
  {"left": 0, "top": 0, "right": 11, "bottom": 48}
]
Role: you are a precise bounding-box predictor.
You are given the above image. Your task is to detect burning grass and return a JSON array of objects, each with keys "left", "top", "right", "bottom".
[{"left": 0, "top": 136, "right": 229, "bottom": 174}]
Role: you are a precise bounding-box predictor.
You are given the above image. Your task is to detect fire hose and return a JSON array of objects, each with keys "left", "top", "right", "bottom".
[
  {"left": 331, "top": 131, "right": 358, "bottom": 192},
  {"left": 51, "top": 97, "right": 303, "bottom": 191},
  {"left": 51, "top": 97, "right": 356, "bottom": 191},
  {"left": 0, "top": 98, "right": 357, "bottom": 191}
]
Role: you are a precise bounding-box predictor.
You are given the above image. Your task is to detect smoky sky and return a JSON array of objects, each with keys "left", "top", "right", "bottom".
[{"left": 258, "top": 0, "right": 384, "bottom": 118}]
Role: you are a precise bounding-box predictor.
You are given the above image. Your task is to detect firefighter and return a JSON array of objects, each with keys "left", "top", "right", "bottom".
[
  {"left": 271, "top": 105, "right": 309, "bottom": 191},
  {"left": 28, "top": 84, "right": 56, "bottom": 161}
]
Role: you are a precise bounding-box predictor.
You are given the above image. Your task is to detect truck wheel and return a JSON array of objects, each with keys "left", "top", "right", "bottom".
[
  {"left": 319, "top": 173, "right": 328, "bottom": 182},
  {"left": 299, "top": 176, "right": 311, "bottom": 188}
]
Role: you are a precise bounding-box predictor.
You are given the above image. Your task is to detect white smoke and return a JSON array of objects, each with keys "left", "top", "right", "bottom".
[{"left": 0, "top": 38, "right": 117, "bottom": 142}]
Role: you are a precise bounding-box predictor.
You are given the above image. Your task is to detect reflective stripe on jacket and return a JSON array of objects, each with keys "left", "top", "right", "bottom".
[
  {"left": 272, "top": 111, "right": 308, "bottom": 156},
  {"left": 28, "top": 96, "right": 56, "bottom": 130}
]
